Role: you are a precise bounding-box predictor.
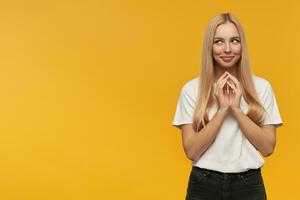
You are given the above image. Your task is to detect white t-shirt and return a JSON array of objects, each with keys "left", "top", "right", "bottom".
[{"left": 172, "top": 75, "right": 283, "bottom": 173}]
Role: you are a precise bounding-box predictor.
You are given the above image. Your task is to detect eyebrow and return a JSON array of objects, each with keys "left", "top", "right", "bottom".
[{"left": 214, "top": 36, "right": 240, "bottom": 40}]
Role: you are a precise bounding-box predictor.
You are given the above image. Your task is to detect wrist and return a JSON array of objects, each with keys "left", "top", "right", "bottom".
[
  {"left": 218, "top": 107, "right": 229, "bottom": 116},
  {"left": 231, "top": 107, "right": 243, "bottom": 116}
]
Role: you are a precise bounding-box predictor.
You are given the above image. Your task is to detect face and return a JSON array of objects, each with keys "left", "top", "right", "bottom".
[{"left": 212, "top": 22, "right": 241, "bottom": 69}]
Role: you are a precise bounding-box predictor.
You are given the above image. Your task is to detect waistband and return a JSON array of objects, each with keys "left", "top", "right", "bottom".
[{"left": 192, "top": 166, "right": 261, "bottom": 179}]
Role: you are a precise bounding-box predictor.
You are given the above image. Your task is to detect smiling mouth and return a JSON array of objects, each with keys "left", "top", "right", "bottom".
[{"left": 220, "top": 56, "right": 234, "bottom": 62}]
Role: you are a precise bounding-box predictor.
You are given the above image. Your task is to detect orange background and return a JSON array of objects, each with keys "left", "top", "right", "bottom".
[{"left": 0, "top": 1, "right": 298, "bottom": 199}]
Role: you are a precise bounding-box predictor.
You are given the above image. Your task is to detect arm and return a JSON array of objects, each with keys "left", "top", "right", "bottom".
[
  {"left": 181, "top": 108, "right": 228, "bottom": 162},
  {"left": 225, "top": 73, "right": 277, "bottom": 157},
  {"left": 231, "top": 107, "right": 276, "bottom": 157}
]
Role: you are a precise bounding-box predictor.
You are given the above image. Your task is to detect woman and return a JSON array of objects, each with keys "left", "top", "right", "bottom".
[{"left": 172, "top": 12, "right": 283, "bottom": 200}]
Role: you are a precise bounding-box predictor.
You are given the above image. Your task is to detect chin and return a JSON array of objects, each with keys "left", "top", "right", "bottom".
[
  {"left": 219, "top": 63, "right": 236, "bottom": 68},
  {"left": 221, "top": 60, "right": 239, "bottom": 67}
]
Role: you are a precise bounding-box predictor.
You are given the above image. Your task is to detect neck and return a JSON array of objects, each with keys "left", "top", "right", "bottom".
[{"left": 214, "top": 64, "right": 238, "bottom": 82}]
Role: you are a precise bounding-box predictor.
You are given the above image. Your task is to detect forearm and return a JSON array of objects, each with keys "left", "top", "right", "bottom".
[
  {"left": 231, "top": 107, "right": 275, "bottom": 156},
  {"left": 187, "top": 108, "right": 228, "bottom": 161}
]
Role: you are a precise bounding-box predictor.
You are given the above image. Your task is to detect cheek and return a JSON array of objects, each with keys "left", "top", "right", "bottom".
[
  {"left": 212, "top": 45, "right": 222, "bottom": 55},
  {"left": 232, "top": 45, "right": 242, "bottom": 54}
]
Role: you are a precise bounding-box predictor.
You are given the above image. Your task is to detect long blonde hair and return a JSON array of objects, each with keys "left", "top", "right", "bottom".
[{"left": 193, "top": 12, "right": 266, "bottom": 132}]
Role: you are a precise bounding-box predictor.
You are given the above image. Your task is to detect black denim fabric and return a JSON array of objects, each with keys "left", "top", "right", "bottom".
[{"left": 186, "top": 166, "right": 267, "bottom": 200}]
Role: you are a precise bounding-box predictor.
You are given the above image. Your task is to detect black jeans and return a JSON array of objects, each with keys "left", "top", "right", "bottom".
[{"left": 186, "top": 166, "right": 267, "bottom": 200}]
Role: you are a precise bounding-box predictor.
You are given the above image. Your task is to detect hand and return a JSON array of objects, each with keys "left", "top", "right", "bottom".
[
  {"left": 213, "top": 72, "right": 230, "bottom": 111},
  {"left": 225, "top": 73, "right": 242, "bottom": 110}
]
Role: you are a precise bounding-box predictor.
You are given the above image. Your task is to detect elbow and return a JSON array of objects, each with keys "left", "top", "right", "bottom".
[
  {"left": 183, "top": 142, "right": 196, "bottom": 161},
  {"left": 262, "top": 148, "right": 274, "bottom": 157},
  {"left": 262, "top": 140, "right": 276, "bottom": 157},
  {"left": 184, "top": 147, "right": 195, "bottom": 161},
  {"left": 187, "top": 154, "right": 198, "bottom": 162},
  {"left": 262, "top": 152, "right": 272, "bottom": 157},
  {"left": 185, "top": 149, "right": 200, "bottom": 162},
  {"left": 182, "top": 139, "right": 202, "bottom": 162},
  {"left": 185, "top": 149, "right": 195, "bottom": 161}
]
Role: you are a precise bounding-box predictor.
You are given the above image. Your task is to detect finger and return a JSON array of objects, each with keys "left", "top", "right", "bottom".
[
  {"left": 229, "top": 78, "right": 241, "bottom": 94},
  {"left": 218, "top": 77, "right": 228, "bottom": 90},
  {"left": 219, "top": 78, "right": 228, "bottom": 92},
  {"left": 227, "top": 83, "right": 230, "bottom": 95},
  {"left": 226, "top": 73, "right": 240, "bottom": 89},
  {"left": 227, "top": 81, "right": 237, "bottom": 94},
  {"left": 214, "top": 83, "right": 220, "bottom": 96},
  {"left": 216, "top": 77, "right": 230, "bottom": 98},
  {"left": 228, "top": 75, "right": 243, "bottom": 93},
  {"left": 216, "top": 72, "right": 229, "bottom": 85},
  {"left": 219, "top": 75, "right": 229, "bottom": 85},
  {"left": 213, "top": 83, "right": 217, "bottom": 95},
  {"left": 226, "top": 73, "right": 238, "bottom": 82}
]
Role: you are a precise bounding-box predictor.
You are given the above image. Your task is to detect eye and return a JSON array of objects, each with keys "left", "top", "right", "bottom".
[
  {"left": 232, "top": 39, "right": 240, "bottom": 43},
  {"left": 214, "top": 40, "right": 223, "bottom": 44}
]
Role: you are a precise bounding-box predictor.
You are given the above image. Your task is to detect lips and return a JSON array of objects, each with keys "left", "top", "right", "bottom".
[{"left": 220, "top": 56, "right": 234, "bottom": 62}]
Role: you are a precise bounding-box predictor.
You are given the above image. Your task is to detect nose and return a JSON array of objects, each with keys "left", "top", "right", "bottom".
[{"left": 224, "top": 42, "right": 231, "bottom": 53}]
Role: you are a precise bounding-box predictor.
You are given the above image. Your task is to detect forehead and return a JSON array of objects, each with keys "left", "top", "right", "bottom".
[{"left": 214, "top": 22, "right": 240, "bottom": 37}]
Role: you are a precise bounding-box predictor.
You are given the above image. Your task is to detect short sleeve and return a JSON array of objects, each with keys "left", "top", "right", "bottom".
[
  {"left": 172, "top": 83, "right": 196, "bottom": 129},
  {"left": 260, "top": 82, "right": 283, "bottom": 128}
]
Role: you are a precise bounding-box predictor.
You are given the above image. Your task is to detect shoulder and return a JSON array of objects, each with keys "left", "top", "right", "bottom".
[
  {"left": 181, "top": 76, "right": 200, "bottom": 96},
  {"left": 252, "top": 74, "right": 272, "bottom": 95}
]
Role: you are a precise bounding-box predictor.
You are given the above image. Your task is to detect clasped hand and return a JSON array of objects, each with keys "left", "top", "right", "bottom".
[{"left": 213, "top": 71, "right": 242, "bottom": 111}]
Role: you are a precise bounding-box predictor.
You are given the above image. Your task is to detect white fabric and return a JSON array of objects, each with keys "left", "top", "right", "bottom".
[{"left": 172, "top": 75, "right": 283, "bottom": 173}]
